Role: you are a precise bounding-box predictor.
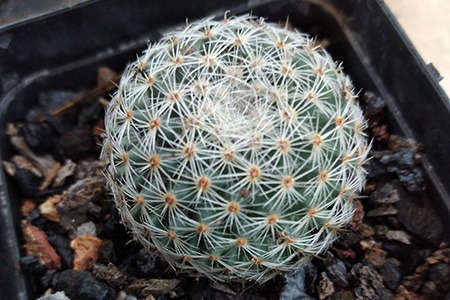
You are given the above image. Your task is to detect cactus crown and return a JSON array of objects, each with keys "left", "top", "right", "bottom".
[{"left": 102, "top": 15, "right": 369, "bottom": 282}]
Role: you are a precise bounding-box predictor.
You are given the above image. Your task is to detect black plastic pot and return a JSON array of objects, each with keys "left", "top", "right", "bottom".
[{"left": 1, "top": 0, "right": 449, "bottom": 299}]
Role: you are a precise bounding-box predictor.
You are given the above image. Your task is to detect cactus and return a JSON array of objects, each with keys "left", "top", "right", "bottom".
[{"left": 102, "top": 15, "right": 370, "bottom": 282}]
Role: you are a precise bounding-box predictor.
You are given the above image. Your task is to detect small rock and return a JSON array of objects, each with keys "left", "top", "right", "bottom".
[
  {"left": 58, "top": 126, "right": 96, "bottom": 161},
  {"left": 395, "top": 186, "right": 443, "bottom": 245},
  {"left": 374, "top": 225, "right": 389, "bottom": 239},
  {"left": 371, "top": 122, "right": 390, "bottom": 142},
  {"left": 328, "top": 290, "right": 354, "bottom": 300},
  {"left": 378, "top": 262, "right": 402, "bottom": 291},
  {"left": 116, "top": 291, "right": 138, "bottom": 300},
  {"left": 127, "top": 279, "right": 181, "bottom": 298},
  {"left": 402, "top": 273, "right": 425, "bottom": 293},
  {"left": 370, "top": 182, "right": 401, "bottom": 204},
  {"left": 388, "top": 135, "right": 422, "bottom": 153},
  {"left": 75, "top": 159, "right": 104, "bottom": 180},
  {"left": 426, "top": 247, "right": 450, "bottom": 264},
  {"left": 394, "top": 285, "right": 424, "bottom": 300},
  {"left": 36, "top": 291, "right": 70, "bottom": 300},
  {"left": 10, "top": 165, "right": 42, "bottom": 197},
  {"left": 365, "top": 158, "right": 387, "bottom": 180},
  {"left": 317, "top": 272, "right": 335, "bottom": 300},
  {"left": 364, "top": 247, "right": 387, "bottom": 267},
  {"left": 359, "top": 238, "right": 376, "bottom": 251},
  {"left": 379, "top": 149, "right": 425, "bottom": 193},
  {"left": 76, "top": 221, "right": 97, "bottom": 236},
  {"left": 98, "top": 240, "right": 117, "bottom": 265},
  {"left": 323, "top": 253, "right": 349, "bottom": 288},
  {"left": 367, "top": 205, "right": 398, "bottom": 217},
  {"left": 135, "top": 248, "right": 158, "bottom": 278},
  {"left": 351, "top": 263, "right": 393, "bottom": 300},
  {"left": 39, "top": 194, "right": 62, "bottom": 222},
  {"left": 421, "top": 281, "right": 439, "bottom": 299},
  {"left": 386, "top": 230, "right": 412, "bottom": 245},
  {"left": 364, "top": 91, "right": 386, "bottom": 116},
  {"left": 70, "top": 234, "right": 104, "bottom": 271},
  {"left": 280, "top": 262, "right": 317, "bottom": 300},
  {"left": 21, "top": 220, "right": 61, "bottom": 269},
  {"left": 19, "top": 255, "right": 45, "bottom": 274},
  {"left": 46, "top": 232, "right": 74, "bottom": 269},
  {"left": 351, "top": 200, "right": 364, "bottom": 230},
  {"left": 92, "top": 263, "right": 128, "bottom": 290},
  {"left": 53, "top": 160, "right": 76, "bottom": 187},
  {"left": 336, "top": 232, "right": 360, "bottom": 249},
  {"left": 21, "top": 198, "right": 37, "bottom": 217},
  {"left": 428, "top": 262, "right": 450, "bottom": 292},
  {"left": 359, "top": 223, "right": 376, "bottom": 239},
  {"left": 21, "top": 120, "right": 57, "bottom": 154},
  {"left": 52, "top": 269, "right": 116, "bottom": 300},
  {"left": 304, "top": 260, "right": 319, "bottom": 295},
  {"left": 57, "top": 176, "right": 105, "bottom": 214}
]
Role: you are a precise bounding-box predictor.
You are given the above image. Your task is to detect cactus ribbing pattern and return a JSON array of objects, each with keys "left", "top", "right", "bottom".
[{"left": 102, "top": 15, "right": 370, "bottom": 282}]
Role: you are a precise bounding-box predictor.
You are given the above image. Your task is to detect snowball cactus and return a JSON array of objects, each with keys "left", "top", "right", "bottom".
[{"left": 102, "top": 15, "right": 370, "bottom": 282}]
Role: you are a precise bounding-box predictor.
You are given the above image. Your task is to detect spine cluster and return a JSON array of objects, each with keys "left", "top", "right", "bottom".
[{"left": 102, "top": 15, "right": 370, "bottom": 282}]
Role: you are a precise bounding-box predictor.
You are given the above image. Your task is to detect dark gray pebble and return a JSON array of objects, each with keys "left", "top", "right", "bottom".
[
  {"left": 51, "top": 269, "right": 116, "bottom": 300},
  {"left": 429, "top": 262, "right": 450, "bottom": 293},
  {"left": 323, "top": 254, "right": 349, "bottom": 288},
  {"left": 378, "top": 262, "right": 402, "bottom": 291}
]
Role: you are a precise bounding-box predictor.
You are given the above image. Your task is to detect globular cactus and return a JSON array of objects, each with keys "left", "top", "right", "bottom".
[{"left": 102, "top": 14, "right": 370, "bottom": 282}]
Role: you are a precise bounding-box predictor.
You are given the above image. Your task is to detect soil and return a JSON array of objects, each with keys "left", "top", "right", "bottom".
[{"left": 3, "top": 67, "right": 450, "bottom": 300}]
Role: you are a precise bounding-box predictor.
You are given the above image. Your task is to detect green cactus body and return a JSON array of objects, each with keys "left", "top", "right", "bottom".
[{"left": 102, "top": 15, "right": 370, "bottom": 282}]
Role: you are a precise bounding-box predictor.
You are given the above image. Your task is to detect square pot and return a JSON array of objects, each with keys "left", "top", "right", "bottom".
[{"left": 1, "top": 0, "right": 449, "bottom": 299}]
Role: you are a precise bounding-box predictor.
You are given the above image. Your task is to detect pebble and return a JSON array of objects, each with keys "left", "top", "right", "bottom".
[
  {"left": 317, "top": 272, "right": 334, "bottom": 300},
  {"left": 379, "top": 149, "right": 425, "bottom": 193},
  {"left": 76, "top": 221, "right": 97, "bottom": 237},
  {"left": 323, "top": 253, "right": 349, "bottom": 288},
  {"left": 394, "top": 285, "right": 424, "bottom": 300},
  {"left": 58, "top": 126, "right": 96, "bottom": 161},
  {"left": 51, "top": 269, "right": 116, "bottom": 300},
  {"left": 98, "top": 240, "right": 117, "bottom": 265},
  {"left": 126, "top": 278, "right": 181, "bottom": 298},
  {"left": 70, "top": 234, "right": 104, "bottom": 271},
  {"left": 91, "top": 263, "right": 128, "bottom": 290},
  {"left": 46, "top": 232, "right": 74, "bottom": 269},
  {"left": 116, "top": 291, "right": 138, "bottom": 300},
  {"left": 21, "top": 220, "right": 61, "bottom": 269},
  {"left": 364, "top": 247, "right": 387, "bottom": 267},
  {"left": 328, "top": 290, "right": 354, "bottom": 300},
  {"left": 370, "top": 181, "right": 401, "bottom": 204},
  {"left": 32, "top": 91, "right": 78, "bottom": 133},
  {"left": 402, "top": 273, "right": 425, "bottom": 293},
  {"left": 280, "top": 262, "right": 317, "bottom": 300},
  {"left": 20, "top": 255, "right": 45, "bottom": 274},
  {"left": 39, "top": 195, "right": 62, "bottom": 222},
  {"left": 428, "top": 262, "right": 450, "bottom": 292},
  {"left": 135, "top": 248, "right": 158, "bottom": 278},
  {"left": 21, "top": 121, "right": 57, "bottom": 154},
  {"left": 426, "top": 247, "right": 450, "bottom": 264},
  {"left": 350, "top": 263, "right": 393, "bottom": 300},
  {"left": 395, "top": 185, "right": 443, "bottom": 245},
  {"left": 366, "top": 204, "right": 398, "bottom": 217},
  {"left": 12, "top": 167, "right": 42, "bottom": 197},
  {"left": 305, "top": 261, "right": 319, "bottom": 295},
  {"left": 378, "top": 262, "right": 402, "bottom": 291},
  {"left": 53, "top": 160, "right": 76, "bottom": 187},
  {"left": 365, "top": 158, "right": 387, "bottom": 180},
  {"left": 386, "top": 230, "right": 412, "bottom": 244},
  {"left": 421, "top": 281, "right": 439, "bottom": 298},
  {"left": 36, "top": 291, "right": 70, "bottom": 300},
  {"left": 57, "top": 176, "right": 105, "bottom": 214}
]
